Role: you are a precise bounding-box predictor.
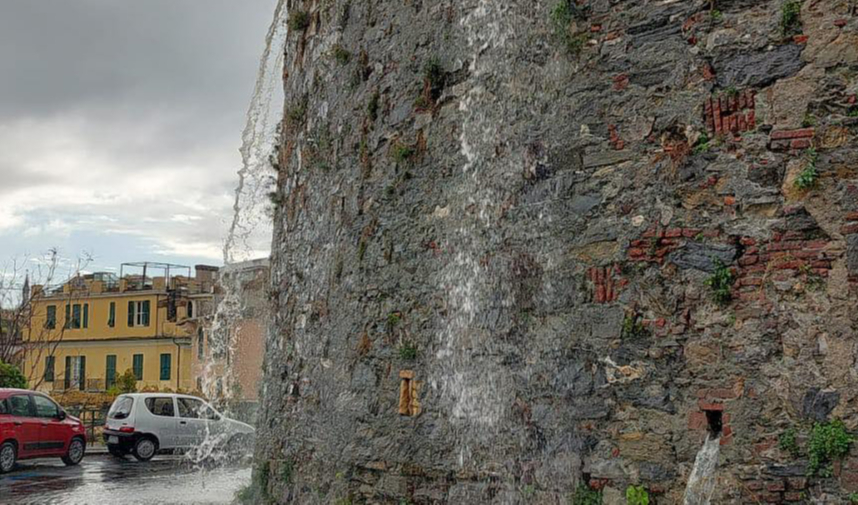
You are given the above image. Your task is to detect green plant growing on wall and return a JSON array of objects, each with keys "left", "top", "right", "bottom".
[
  {"left": 802, "top": 113, "right": 817, "bottom": 127},
  {"left": 710, "top": 9, "right": 723, "bottom": 21},
  {"left": 693, "top": 133, "right": 711, "bottom": 154},
  {"left": 550, "top": 1, "right": 590, "bottom": 55},
  {"left": 779, "top": 427, "right": 801, "bottom": 457},
  {"left": 387, "top": 312, "right": 401, "bottom": 328},
  {"left": 781, "top": 0, "right": 802, "bottom": 36},
  {"left": 332, "top": 44, "right": 351, "bottom": 65},
  {"left": 621, "top": 312, "right": 649, "bottom": 339},
  {"left": 848, "top": 492, "right": 858, "bottom": 503},
  {"left": 0, "top": 360, "right": 27, "bottom": 389},
  {"left": 807, "top": 419, "right": 853, "bottom": 477},
  {"left": 794, "top": 148, "right": 819, "bottom": 190},
  {"left": 398, "top": 342, "right": 417, "bottom": 360},
  {"left": 848, "top": 107, "right": 858, "bottom": 118},
  {"left": 625, "top": 485, "right": 649, "bottom": 505},
  {"left": 390, "top": 142, "right": 416, "bottom": 164},
  {"left": 570, "top": 483, "right": 602, "bottom": 505},
  {"left": 288, "top": 10, "right": 310, "bottom": 32},
  {"left": 705, "top": 259, "right": 734, "bottom": 304}
]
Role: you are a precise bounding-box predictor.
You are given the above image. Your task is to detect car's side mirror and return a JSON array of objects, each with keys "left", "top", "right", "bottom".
[{"left": 57, "top": 410, "right": 67, "bottom": 420}]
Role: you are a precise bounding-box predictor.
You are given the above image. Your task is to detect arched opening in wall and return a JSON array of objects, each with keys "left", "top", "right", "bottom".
[{"left": 705, "top": 409, "right": 723, "bottom": 437}]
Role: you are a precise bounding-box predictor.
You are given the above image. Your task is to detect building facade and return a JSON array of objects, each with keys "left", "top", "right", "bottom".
[{"left": 23, "top": 263, "right": 216, "bottom": 393}]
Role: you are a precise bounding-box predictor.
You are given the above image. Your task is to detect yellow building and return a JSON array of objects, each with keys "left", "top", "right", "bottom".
[{"left": 22, "top": 262, "right": 217, "bottom": 393}]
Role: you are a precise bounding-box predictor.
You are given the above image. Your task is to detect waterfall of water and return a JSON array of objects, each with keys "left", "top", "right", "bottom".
[
  {"left": 434, "top": 1, "right": 514, "bottom": 468},
  {"left": 189, "top": 0, "right": 288, "bottom": 464},
  {"left": 683, "top": 435, "right": 721, "bottom": 505}
]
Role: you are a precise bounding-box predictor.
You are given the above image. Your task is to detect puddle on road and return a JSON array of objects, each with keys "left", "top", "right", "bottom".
[{"left": 0, "top": 456, "right": 251, "bottom": 505}]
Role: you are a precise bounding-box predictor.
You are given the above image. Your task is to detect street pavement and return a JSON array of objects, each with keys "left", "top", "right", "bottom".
[{"left": 0, "top": 451, "right": 251, "bottom": 504}]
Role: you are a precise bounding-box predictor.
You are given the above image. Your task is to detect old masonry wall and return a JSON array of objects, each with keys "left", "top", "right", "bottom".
[{"left": 255, "top": 0, "right": 858, "bottom": 503}]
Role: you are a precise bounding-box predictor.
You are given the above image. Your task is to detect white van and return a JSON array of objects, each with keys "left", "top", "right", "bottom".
[{"left": 103, "top": 393, "right": 254, "bottom": 461}]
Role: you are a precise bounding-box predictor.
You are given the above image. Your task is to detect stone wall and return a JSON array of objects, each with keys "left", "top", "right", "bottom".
[{"left": 256, "top": 0, "right": 858, "bottom": 502}]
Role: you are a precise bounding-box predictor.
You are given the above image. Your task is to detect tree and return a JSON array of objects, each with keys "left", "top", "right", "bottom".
[
  {"left": 117, "top": 369, "right": 138, "bottom": 393},
  {"left": 0, "top": 248, "right": 92, "bottom": 388},
  {"left": 0, "top": 360, "right": 27, "bottom": 389}
]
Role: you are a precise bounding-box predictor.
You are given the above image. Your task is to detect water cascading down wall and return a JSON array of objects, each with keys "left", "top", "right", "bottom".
[{"left": 255, "top": 0, "right": 858, "bottom": 502}]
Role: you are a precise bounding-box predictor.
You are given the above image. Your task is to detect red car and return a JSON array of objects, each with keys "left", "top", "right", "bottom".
[{"left": 0, "top": 388, "right": 86, "bottom": 473}]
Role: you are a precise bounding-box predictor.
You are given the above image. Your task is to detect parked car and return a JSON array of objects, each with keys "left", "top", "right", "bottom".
[
  {"left": 0, "top": 388, "right": 87, "bottom": 473},
  {"left": 103, "top": 393, "right": 254, "bottom": 461}
]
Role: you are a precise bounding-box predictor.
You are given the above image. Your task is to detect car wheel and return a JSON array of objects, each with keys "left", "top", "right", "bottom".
[
  {"left": 132, "top": 437, "right": 157, "bottom": 462},
  {"left": 62, "top": 437, "right": 85, "bottom": 466},
  {"left": 0, "top": 442, "right": 16, "bottom": 473}
]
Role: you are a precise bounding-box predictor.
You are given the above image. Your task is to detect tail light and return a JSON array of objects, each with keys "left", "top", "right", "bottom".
[{"left": 119, "top": 426, "right": 135, "bottom": 433}]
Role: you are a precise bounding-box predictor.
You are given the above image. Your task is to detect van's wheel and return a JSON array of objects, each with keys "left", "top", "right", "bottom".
[
  {"left": 132, "top": 437, "right": 157, "bottom": 462},
  {"left": 62, "top": 437, "right": 85, "bottom": 466},
  {"left": 0, "top": 441, "right": 16, "bottom": 473},
  {"left": 108, "top": 445, "right": 126, "bottom": 458}
]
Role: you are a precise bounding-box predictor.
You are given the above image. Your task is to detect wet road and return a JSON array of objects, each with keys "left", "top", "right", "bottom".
[{"left": 0, "top": 453, "right": 251, "bottom": 505}]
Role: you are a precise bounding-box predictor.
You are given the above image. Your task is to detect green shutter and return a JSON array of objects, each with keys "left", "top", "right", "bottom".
[
  {"left": 106, "top": 355, "right": 116, "bottom": 388},
  {"left": 83, "top": 304, "right": 89, "bottom": 329},
  {"left": 128, "top": 301, "right": 135, "bottom": 327},
  {"left": 79, "top": 356, "right": 86, "bottom": 391},
  {"left": 64, "top": 304, "right": 71, "bottom": 329},
  {"left": 72, "top": 304, "right": 81, "bottom": 329},
  {"left": 142, "top": 300, "right": 151, "bottom": 326},
  {"left": 64, "top": 356, "right": 71, "bottom": 389},
  {"left": 44, "top": 356, "right": 55, "bottom": 382},
  {"left": 133, "top": 354, "right": 143, "bottom": 380},
  {"left": 159, "top": 353, "right": 171, "bottom": 380},
  {"left": 45, "top": 306, "right": 56, "bottom": 329}
]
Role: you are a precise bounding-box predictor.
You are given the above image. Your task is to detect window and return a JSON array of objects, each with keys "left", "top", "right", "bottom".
[
  {"left": 177, "top": 397, "right": 203, "bottom": 419},
  {"left": 159, "top": 354, "right": 171, "bottom": 381},
  {"left": 145, "top": 397, "right": 175, "bottom": 417},
  {"left": 187, "top": 300, "right": 194, "bottom": 318},
  {"left": 0, "top": 399, "right": 7, "bottom": 415},
  {"left": 106, "top": 355, "right": 117, "bottom": 388},
  {"left": 108, "top": 396, "right": 133, "bottom": 419},
  {"left": 132, "top": 354, "right": 143, "bottom": 380},
  {"left": 197, "top": 329, "right": 204, "bottom": 360},
  {"left": 9, "top": 395, "right": 32, "bottom": 417},
  {"left": 45, "top": 305, "right": 57, "bottom": 329},
  {"left": 71, "top": 304, "right": 81, "bottom": 329},
  {"left": 64, "top": 356, "right": 86, "bottom": 391},
  {"left": 128, "top": 300, "right": 151, "bottom": 327},
  {"left": 65, "top": 303, "right": 88, "bottom": 330},
  {"left": 44, "top": 356, "right": 55, "bottom": 382},
  {"left": 108, "top": 302, "right": 115, "bottom": 328},
  {"left": 33, "top": 395, "right": 59, "bottom": 418}
]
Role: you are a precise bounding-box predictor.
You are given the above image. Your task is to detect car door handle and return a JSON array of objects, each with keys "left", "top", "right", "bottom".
[
  {"left": 13, "top": 421, "right": 22, "bottom": 426},
  {"left": 179, "top": 421, "right": 187, "bottom": 425}
]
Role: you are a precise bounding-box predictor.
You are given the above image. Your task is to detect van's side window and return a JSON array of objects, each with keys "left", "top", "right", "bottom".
[
  {"left": 9, "top": 395, "right": 32, "bottom": 417},
  {"left": 144, "top": 397, "right": 175, "bottom": 417},
  {"left": 0, "top": 399, "right": 7, "bottom": 414},
  {"left": 177, "top": 397, "right": 203, "bottom": 419}
]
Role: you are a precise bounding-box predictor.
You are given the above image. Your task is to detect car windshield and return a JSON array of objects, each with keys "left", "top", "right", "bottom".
[{"left": 108, "top": 396, "right": 134, "bottom": 419}]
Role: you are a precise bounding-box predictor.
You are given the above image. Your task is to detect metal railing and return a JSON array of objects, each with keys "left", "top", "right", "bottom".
[{"left": 65, "top": 405, "right": 110, "bottom": 444}]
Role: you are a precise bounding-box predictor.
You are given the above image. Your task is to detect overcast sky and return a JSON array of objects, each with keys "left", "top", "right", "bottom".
[{"left": 0, "top": 0, "right": 277, "bottom": 280}]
